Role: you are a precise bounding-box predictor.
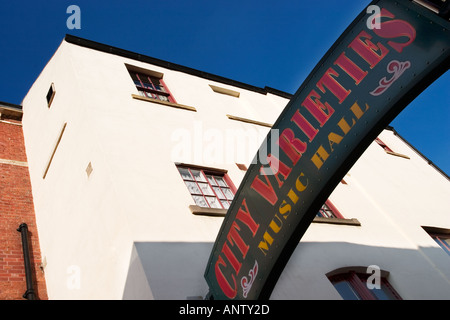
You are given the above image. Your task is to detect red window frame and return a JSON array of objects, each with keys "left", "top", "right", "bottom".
[
  {"left": 375, "top": 137, "right": 394, "bottom": 153},
  {"left": 429, "top": 233, "right": 450, "bottom": 256},
  {"left": 177, "top": 166, "right": 236, "bottom": 210},
  {"left": 129, "top": 71, "right": 177, "bottom": 103},
  {"left": 329, "top": 271, "right": 402, "bottom": 300},
  {"left": 422, "top": 227, "right": 450, "bottom": 256},
  {"left": 317, "top": 200, "right": 344, "bottom": 219}
]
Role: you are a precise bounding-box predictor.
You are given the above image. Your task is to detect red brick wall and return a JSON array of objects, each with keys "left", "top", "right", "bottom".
[{"left": 0, "top": 116, "right": 48, "bottom": 300}]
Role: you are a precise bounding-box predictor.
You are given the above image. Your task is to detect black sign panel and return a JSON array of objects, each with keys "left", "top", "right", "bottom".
[{"left": 205, "top": 0, "right": 450, "bottom": 300}]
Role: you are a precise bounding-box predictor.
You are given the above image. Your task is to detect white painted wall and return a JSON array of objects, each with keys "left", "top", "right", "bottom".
[{"left": 22, "top": 39, "right": 450, "bottom": 300}]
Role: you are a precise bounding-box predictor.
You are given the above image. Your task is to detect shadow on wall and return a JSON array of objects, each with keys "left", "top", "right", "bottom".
[
  {"left": 122, "top": 241, "right": 450, "bottom": 300},
  {"left": 123, "top": 242, "right": 214, "bottom": 300}
]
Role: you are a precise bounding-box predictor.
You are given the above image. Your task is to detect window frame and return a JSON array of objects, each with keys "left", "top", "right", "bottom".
[
  {"left": 374, "top": 137, "right": 410, "bottom": 159},
  {"left": 127, "top": 64, "right": 197, "bottom": 112},
  {"left": 328, "top": 270, "right": 402, "bottom": 300},
  {"left": 423, "top": 226, "right": 450, "bottom": 256},
  {"left": 176, "top": 165, "right": 236, "bottom": 211},
  {"left": 316, "top": 200, "right": 344, "bottom": 219},
  {"left": 432, "top": 234, "right": 450, "bottom": 255},
  {"left": 46, "top": 83, "right": 56, "bottom": 108},
  {"left": 129, "top": 70, "right": 176, "bottom": 104},
  {"left": 375, "top": 137, "right": 394, "bottom": 153}
]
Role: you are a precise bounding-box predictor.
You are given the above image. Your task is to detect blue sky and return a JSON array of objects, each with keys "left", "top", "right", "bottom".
[{"left": 0, "top": 0, "right": 448, "bottom": 174}]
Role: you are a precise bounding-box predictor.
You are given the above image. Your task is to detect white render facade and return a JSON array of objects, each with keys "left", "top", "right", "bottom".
[{"left": 21, "top": 36, "right": 450, "bottom": 300}]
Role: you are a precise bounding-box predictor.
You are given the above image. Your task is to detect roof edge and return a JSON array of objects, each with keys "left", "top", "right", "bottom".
[
  {"left": 64, "top": 34, "right": 294, "bottom": 99},
  {"left": 0, "top": 101, "right": 23, "bottom": 121}
]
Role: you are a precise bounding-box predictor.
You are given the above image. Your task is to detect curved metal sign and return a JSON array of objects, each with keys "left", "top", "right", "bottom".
[{"left": 205, "top": 0, "right": 450, "bottom": 300}]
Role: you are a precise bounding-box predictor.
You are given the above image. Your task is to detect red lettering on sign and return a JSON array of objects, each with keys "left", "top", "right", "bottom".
[
  {"left": 227, "top": 222, "right": 250, "bottom": 260},
  {"left": 349, "top": 31, "right": 389, "bottom": 69},
  {"left": 301, "top": 90, "right": 335, "bottom": 126},
  {"left": 291, "top": 109, "right": 319, "bottom": 142},
  {"left": 235, "top": 199, "right": 260, "bottom": 236},
  {"left": 334, "top": 52, "right": 368, "bottom": 85},
  {"left": 277, "top": 128, "right": 307, "bottom": 165},
  {"left": 222, "top": 242, "right": 241, "bottom": 275},
  {"left": 214, "top": 198, "right": 261, "bottom": 299},
  {"left": 373, "top": 8, "right": 416, "bottom": 53},
  {"left": 215, "top": 255, "right": 237, "bottom": 299},
  {"left": 316, "top": 67, "right": 351, "bottom": 103},
  {"left": 250, "top": 167, "right": 279, "bottom": 205},
  {"left": 266, "top": 153, "right": 293, "bottom": 188}
]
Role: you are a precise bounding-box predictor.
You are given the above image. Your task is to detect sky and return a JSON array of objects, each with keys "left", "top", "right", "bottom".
[{"left": 0, "top": 0, "right": 448, "bottom": 175}]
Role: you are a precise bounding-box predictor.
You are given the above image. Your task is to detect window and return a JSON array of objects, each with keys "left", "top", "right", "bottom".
[
  {"left": 375, "top": 137, "right": 410, "bottom": 159},
  {"left": 177, "top": 166, "right": 235, "bottom": 210},
  {"left": 328, "top": 271, "right": 402, "bottom": 300},
  {"left": 46, "top": 83, "right": 56, "bottom": 108},
  {"left": 375, "top": 137, "right": 393, "bottom": 153},
  {"left": 316, "top": 200, "right": 344, "bottom": 219},
  {"left": 128, "top": 70, "right": 176, "bottom": 103},
  {"left": 423, "top": 227, "right": 450, "bottom": 256},
  {"left": 313, "top": 200, "right": 360, "bottom": 226},
  {"left": 432, "top": 234, "right": 450, "bottom": 256}
]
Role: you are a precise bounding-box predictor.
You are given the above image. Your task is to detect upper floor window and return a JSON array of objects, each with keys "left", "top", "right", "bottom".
[
  {"left": 128, "top": 69, "right": 176, "bottom": 103},
  {"left": 177, "top": 165, "right": 235, "bottom": 210},
  {"left": 328, "top": 270, "right": 402, "bottom": 300},
  {"left": 375, "top": 137, "right": 394, "bottom": 153},
  {"left": 316, "top": 200, "right": 344, "bottom": 219},
  {"left": 433, "top": 234, "right": 450, "bottom": 256},
  {"left": 423, "top": 226, "right": 450, "bottom": 256}
]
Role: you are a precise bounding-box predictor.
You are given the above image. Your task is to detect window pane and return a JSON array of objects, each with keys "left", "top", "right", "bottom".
[
  {"left": 145, "top": 91, "right": 154, "bottom": 99},
  {"left": 333, "top": 281, "right": 361, "bottom": 300},
  {"left": 206, "top": 175, "right": 218, "bottom": 186},
  {"left": 178, "top": 168, "right": 193, "bottom": 180},
  {"left": 213, "top": 187, "right": 226, "bottom": 199},
  {"left": 442, "top": 237, "right": 450, "bottom": 248},
  {"left": 143, "top": 82, "right": 154, "bottom": 90},
  {"left": 191, "top": 170, "right": 207, "bottom": 182},
  {"left": 206, "top": 196, "right": 222, "bottom": 209},
  {"left": 222, "top": 188, "right": 234, "bottom": 200},
  {"left": 139, "top": 75, "right": 153, "bottom": 89},
  {"left": 130, "top": 72, "right": 140, "bottom": 82},
  {"left": 434, "top": 236, "right": 450, "bottom": 255},
  {"left": 317, "top": 204, "right": 336, "bottom": 218},
  {"left": 215, "top": 177, "right": 227, "bottom": 187},
  {"left": 192, "top": 195, "right": 208, "bottom": 208},
  {"left": 184, "top": 181, "right": 201, "bottom": 194},
  {"left": 153, "top": 82, "right": 166, "bottom": 92},
  {"left": 150, "top": 76, "right": 161, "bottom": 86},
  {"left": 158, "top": 95, "right": 169, "bottom": 102},
  {"left": 221, "top": 200, "right": 230, "bottom": 209},
  {"left": 198, "top": 182, "right": 214, "bottom": 196},
  {"left": 370, "top": 285, "right": 397, "bottom": 300}
]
